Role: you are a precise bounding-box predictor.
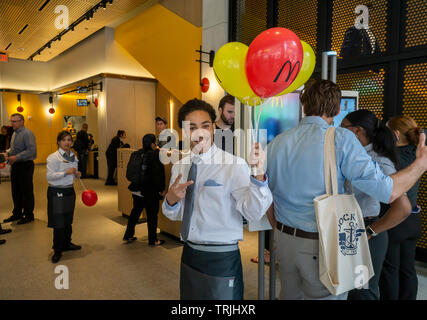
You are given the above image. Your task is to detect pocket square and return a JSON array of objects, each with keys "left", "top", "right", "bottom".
[{"left": 204, "top": 179, "right": 223, "bottom": 187}]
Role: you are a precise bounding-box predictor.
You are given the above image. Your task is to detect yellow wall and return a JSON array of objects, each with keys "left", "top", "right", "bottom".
[
  {"left": 2, "top": 92, "right": 88, "bottom": 164},
  {"left": 115, "top": 4, "right": 202, "bottom": 104}
]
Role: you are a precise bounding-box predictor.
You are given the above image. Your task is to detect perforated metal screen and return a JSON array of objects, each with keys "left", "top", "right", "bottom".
[
  {"left": 402, "top": 61, "right": 427, "bottom": 251},
  {"left": 336, "top": 68, "right": 386, "bottom": 119},
  {"left": 234, "top": 0, "right": 267, "bottom": 46},
  {"left": 331, "top": 0, "right": 388, "bottom": 59},
  {"left": 277, "top": 0, "right": 318, "bottom": 52},
  {"left": 403, "top": 0, "right": 427, "bottom": 49}
]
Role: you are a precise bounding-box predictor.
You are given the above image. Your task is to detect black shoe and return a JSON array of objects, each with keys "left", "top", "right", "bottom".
[
  {"left": 63, "top": 243, "right": 81, "bottom": 251},
  {"left": 149, "top": 239, "right": 165, "bottom": 247},
  {"left": 0, "top": 239, "right": 6, "bottom": 245},
  {"left": 3, "top": 215, "right": 22, "bottom": 223},
  {"left": 17, "top": 216, "right": 34, "bottom": 225},
  {"left": 0, "top": 228, "right": 12, "bottom": 235},
  {"left": 123, "top": 236, "right": 137, "bottom": 243},
  {"left": 52, "top": 251, "right": 62, "bottom": 263}
]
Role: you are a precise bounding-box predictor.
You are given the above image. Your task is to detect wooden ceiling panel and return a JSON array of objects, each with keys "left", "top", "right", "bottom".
[{"left": 0, "top": 0, "right": 149, "bottom": 61}]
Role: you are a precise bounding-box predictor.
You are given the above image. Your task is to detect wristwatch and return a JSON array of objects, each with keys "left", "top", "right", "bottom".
[{"left": 366, "top": 226, "right": 378, "bottom": 238}]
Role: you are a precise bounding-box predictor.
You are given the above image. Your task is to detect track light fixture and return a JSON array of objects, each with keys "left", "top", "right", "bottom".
[
  {"left": 102, "top": 0, "right": 107, "bottom": 9},
  {"left": 108, "top": 0, "right": 113, "bottom": 4}
]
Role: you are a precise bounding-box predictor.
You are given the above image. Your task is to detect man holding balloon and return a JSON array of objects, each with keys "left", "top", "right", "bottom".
[{"left": 162, "top": 98, "right": 272, "bottom": 300}]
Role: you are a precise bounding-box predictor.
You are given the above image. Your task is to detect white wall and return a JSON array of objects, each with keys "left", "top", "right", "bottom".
[
  {"left": 98, "top": 77, "right": 156, "bottom": 179},
  {"left": 201, "top": 0, "right": 228, "bottom": 109},
  {"left": 0, "top": 28, "right": 154, "bottom": 92},
  {"left": 0, "top": 58, "right": 50, "bottom": 91}
]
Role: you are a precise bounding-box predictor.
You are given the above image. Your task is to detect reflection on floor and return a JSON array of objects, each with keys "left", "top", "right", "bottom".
[{"left": 0, "top": 165, "right": 426, "bottom": 299}]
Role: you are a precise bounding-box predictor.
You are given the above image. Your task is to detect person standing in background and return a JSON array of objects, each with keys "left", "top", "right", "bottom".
[
  {"left": 214, "top": 94, "right": 235, "bottom": 154},
  {"left": 105, "top": 130, "right": 126, "bottom": 186},
  {"left": 0, "top": 126, "right": 10, "bottom": 152},
  {"left": 47, "top": 131, "right": 82, "bottom": 263},
  {"left": 341, "top": 110, "right": 411, "bottom": 300},
  {"left": 379, "top": 116, "right": 426, "bottom": 300},
  {"left": 156, "top": 117, "right": 172, "bottom": 148},
  {"left": 73, "top": 123, "right": 90, "bottom": 178},
  {"left": 123, "top": 134, "right": 165, "bottom": 246},
  {"left": 1, "top": 113, "right": 37, "bottom": 225}
]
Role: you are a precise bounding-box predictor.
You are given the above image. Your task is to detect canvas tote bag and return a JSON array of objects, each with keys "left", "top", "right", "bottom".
[{"left": 314, "top": 127, "right": 374, "bottom": 295}]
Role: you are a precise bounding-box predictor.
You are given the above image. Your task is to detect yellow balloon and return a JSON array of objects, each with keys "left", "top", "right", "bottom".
[
  {"left": 276, "top": 41, "right": 316, "bottom": 96},
  {"left": 238, "top": 95, "right": 264, "bottom": 107},
  {"left": 213, "top": 42, "right": 259, "bottom": 103}
]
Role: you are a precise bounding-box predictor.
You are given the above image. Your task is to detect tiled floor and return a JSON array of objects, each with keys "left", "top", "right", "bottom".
[{"left": 0, "top": 165, "right": 426, "bottom": 299}]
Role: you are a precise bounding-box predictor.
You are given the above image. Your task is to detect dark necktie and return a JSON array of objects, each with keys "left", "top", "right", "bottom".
[
  {"left": 180, "top": 161, "right": 198, "bottom": 242},
  {"left": 62, "top": 152, "right": 75, "bottom": 163}
]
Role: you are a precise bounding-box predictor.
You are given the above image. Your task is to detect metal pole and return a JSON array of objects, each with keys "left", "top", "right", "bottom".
[
  {"left": 331, "top": 54, "right": 337, "bottom": 83},
  {"left": 258, "top": 230, "right": 265, "bottom": 300},
  {"left": 269, "top": 230, "right": 276, "bottom": 300},
  {"left": 321, "top": 52, "right": 328, "bottom": 80}
]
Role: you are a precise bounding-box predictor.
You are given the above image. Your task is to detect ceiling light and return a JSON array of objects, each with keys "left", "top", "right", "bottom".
[
  {"left": 108, "top": 0, "right": 113, "bottom": 4},
  {"left": 47, "top": 42, "right": 51, "bottom": 48},
  {"left": 102, "top": 0, "right": 107, "bottom": 9}
]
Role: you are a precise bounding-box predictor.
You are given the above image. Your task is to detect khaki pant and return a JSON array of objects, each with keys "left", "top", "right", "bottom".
[{"left": 276, "top": 230, "right": 348, "bottom": 300}]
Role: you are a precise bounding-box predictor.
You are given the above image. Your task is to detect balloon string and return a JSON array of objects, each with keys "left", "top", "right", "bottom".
[{"left": 78, "top": 178, "right": 87, "bottom": 191}]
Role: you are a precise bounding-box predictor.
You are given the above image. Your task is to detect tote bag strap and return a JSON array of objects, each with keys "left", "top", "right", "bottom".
[{"left": 323, "top": 127, "right": 339, "bottom": 196}]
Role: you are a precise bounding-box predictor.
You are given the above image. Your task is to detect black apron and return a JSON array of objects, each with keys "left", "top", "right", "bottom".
[
  {"left": 180, "top": 243, "right": 244, "bottom": 300},
  {"left": 47, "top": 186, "right": 76, "bottom": 228}
]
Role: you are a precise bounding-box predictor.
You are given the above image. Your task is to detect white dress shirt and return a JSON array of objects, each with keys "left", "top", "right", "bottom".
[
  {"left": 46, "top": 149, "right": 78, "bottom": 187},
  {"left": 162, "top": 144, "right": 273, "bottom": 244}
]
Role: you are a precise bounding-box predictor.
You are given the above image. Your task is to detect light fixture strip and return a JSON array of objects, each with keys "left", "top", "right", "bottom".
[{"left": 28, "top": 0, "right": 113, "bottom": 61}]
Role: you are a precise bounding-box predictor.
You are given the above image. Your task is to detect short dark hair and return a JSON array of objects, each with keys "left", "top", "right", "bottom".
[
  {"left": 57, "top": 131, "right": 73, "bottom": 145},
  {"left": 300, "top": 79, "right": 341, "bottom": 117},
  {"left": 117, "top": 130, "right": 125, "bottom": 137},
  {"left": 218, "top": 94, "right": 235, "bottom": 110},
  {"left": 177, "top": 98, "right": 216, "bottom": 129},
  {"left": 142, "top": 133, "right": 156, "bottom": 151},
  {"left": 11, "top": 113, "right": 24, "bottom": 121},
  {"left": 156, "top": 117, "right": 167, "bottom": 125}
]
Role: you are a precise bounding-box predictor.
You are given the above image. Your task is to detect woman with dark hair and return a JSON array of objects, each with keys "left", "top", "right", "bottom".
[
  {"left": 47, "top": 131, "right": 82, "bottom": 264},
  {"left": 123, "top": 134, "right": 166, "bottom": 246},
  {"left": 0, "top": 126, "right": 9, "bottom": 152},
  {"left": 105, "top": 130, "right": 126, "bottom": 185},
  {"left": 379, "top": 115, "right": 425, "bottom": 300},
  {"left": 341, "top": 109, "right": 411, "bottom": 300}
]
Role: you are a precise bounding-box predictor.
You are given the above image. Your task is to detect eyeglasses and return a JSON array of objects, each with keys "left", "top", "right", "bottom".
[{"left": 10, "top": 120, "right": 23, "bottom": 123}]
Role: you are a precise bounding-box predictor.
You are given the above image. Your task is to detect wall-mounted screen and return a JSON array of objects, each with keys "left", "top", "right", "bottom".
[
  {"left": 256, "top": 93, "right": 301, "bottom": 144},
  {"left": 77, "top": 99, "right": 88, "bottom": 106},
  {"left": 333, "top": 96, "right": 358, "bottom": 127}
]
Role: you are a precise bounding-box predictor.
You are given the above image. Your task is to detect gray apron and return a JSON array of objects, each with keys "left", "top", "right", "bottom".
[
  {"left": 47, "top": 186, "right": 76, "bottom": 228},
  {"left": 180, "top": 242, "right": 244, "bottom": 300}
]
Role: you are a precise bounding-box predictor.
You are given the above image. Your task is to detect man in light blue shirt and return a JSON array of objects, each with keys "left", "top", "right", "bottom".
[{"left": 266, "top": 79, "right": 427, "bottom": 300}]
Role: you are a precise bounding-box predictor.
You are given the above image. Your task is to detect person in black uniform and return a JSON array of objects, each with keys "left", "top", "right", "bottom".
[
  {"left": 379, "top": 116, "right": 426, "bottom": 300},
  {"left": 105, "top": 130, "right": 126, "bottom": 185},
  {"left": 73, "top": 123, "right": 90, "bottom": 178},
  {"left": 123, "top": 134, "right": 166, "bottom": 246},
  {"left": 47, "top": 131, "right": 82, "bottom": 263}
]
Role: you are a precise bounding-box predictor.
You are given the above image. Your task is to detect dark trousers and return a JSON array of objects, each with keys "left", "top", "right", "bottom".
[
  {"left": 124, "top": 194, "right": 159, "bottom": 245},
  {"left": 347, "top": 228, "right": 388, "bottom": 300},
  {"left": 53, "top": 225, "right": 72, "bottom": 252},
  {"left": 105, "top": 156, "right": 117, "bottom": 184},
  {"left": 77, "top": 150, "right": 88, "bottom": 178},
  {"left": 10, "top": 161, "right": 35, "bottom": 218},
  {"left": 379, "top": 212, "right": 421, "bottom": 300}
]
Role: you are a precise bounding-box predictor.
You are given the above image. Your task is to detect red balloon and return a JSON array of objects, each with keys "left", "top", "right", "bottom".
[
  {"left": 245, "top": 27, "right": 303, "bottom": 98},
  {"left": 49, "top": 107, "right": 55, "bottom": 114},
  {"left": 82, "top": 189, "right": 97, "bottom": 207},
  {"left": 0, "top": 162, "right": 5, "bottom": 169},
  {"left": 17, "top": 106, "right": 24, "bottom": 113}
]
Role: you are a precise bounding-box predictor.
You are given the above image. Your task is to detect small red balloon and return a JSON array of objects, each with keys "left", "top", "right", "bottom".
[
  {"left": 245, "top": 27, "right": 303, "bottom": 98},
  {"left": 49, "top": 107, "right": 55, "bottom": 114},
  {"left": 82, "top": 189, "right": 97, "bottom": 207},
  {"left": 200, "top": 77, "right": 210, "bottom": 93},
  {"left": 17, "top": 106, "right": 24, "bottom": 113},
  {"left": 94, "top": 98, "right": 98, "bottom": 107}
]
